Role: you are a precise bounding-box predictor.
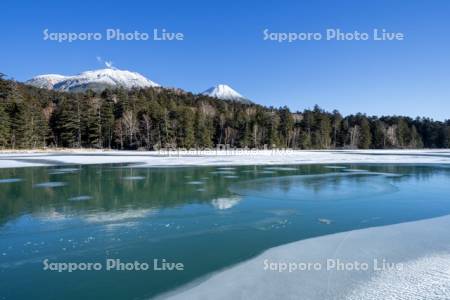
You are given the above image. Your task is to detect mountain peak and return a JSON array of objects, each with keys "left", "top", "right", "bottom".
[
  {"left": 26, "top": 68, "right": 159, "bottom": 92},
  {"left": 202, "top": 84, "right": 252, "bottom": 104}
]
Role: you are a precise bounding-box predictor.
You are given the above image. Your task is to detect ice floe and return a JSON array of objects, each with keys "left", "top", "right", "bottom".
[
  {"left": 264, "top": 167, "right": 298, "bottom": 171},
  {"left": 186, "top": 181, "right": 204, "bottom": 185},
  {"left": 210, "top": 170, "right": 236, "bottom": 175},
  {"left": 122, "top": 176, "right": 145, "bottom": 180},
  {"left": 33, "top": 181, "right": 67, "bottom": 188},
  {"left": 68, "top": 195, "right": 93, "bottom": 201},
  {"left": 0, "top": 178, "right": 22, "bottom": 183},
  {"left": 318, "top": 218, "right": 332, "bottom": 225},
  {"left": 48, "top": 167, "right": 80, "bottom": 174}
]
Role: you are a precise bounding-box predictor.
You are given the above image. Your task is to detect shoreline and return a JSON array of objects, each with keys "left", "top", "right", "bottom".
[
  {"left": 0, "top": 149, "right": 450, "bottom": 169},
  {"left": 163, "top": 215, "right": 450, "bottom": 300}
]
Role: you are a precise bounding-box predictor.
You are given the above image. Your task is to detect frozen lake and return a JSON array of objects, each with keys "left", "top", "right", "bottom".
[{"left": 1, "top": 163, "right": 450, "bottom": 299}]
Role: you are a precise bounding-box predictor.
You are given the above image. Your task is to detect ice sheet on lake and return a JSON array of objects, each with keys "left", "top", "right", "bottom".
[
  {"left": 2, "top": 149, "right": 450, "bottom": 169},
  {"left": 346, "top": 253, "right": 450, "bottom": 300},
  {"left": 164, "top": 215, "right": 450, "bottom": 300},
  {"left": 230, "top": 172, "right": 398, "bottom": 201}
]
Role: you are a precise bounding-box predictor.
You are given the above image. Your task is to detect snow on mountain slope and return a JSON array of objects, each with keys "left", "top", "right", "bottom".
[
  {"left": 27, "top": 71, "right": 254, "bottom": 104},
  {"left": 26, "top": 68, "right": 159, "bottom": 92},
  {"left": 26, "top": 74, "right": 67, "bottom": 90},
  {"left": 202, "top": 84, "right": 252, "bottom": 104}
]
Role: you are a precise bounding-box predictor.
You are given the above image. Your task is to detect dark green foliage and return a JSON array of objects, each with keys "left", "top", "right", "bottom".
[
  {"left": 358, "top": 116, "right": 372, "bottom": 149},
  {"left": 2, "top": 81, "right": 48, "bottom": 148},
  {"left": 0, "top": 75, "right": 448, "bottom": 150}
]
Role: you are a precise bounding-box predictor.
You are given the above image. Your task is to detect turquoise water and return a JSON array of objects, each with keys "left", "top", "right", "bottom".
[{"left": 1, "top": 164, "right": 450, "bottom": 299}]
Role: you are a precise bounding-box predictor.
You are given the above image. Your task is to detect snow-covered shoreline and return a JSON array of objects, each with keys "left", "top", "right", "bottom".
[
  {"left": 163, "top": 215, "right": 450, "bottom": 300},
  {"left": 0, "top": 149, "right": 450, "bottom": 168}
]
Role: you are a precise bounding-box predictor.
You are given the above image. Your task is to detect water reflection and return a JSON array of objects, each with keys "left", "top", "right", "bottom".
[{"left": 0, "top": 164, "right": 449, "bottom": 226}]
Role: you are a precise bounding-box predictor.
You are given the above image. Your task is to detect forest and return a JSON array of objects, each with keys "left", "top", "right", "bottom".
[{"left": 0, "top": 74, "right": 449, "bottom": 150}]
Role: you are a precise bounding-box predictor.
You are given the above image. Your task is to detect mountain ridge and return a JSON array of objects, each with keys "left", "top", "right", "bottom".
[
  {"left": 26, "top": 68, "right": 159, "bottom": 92},
  {"left": 26, "top": 68, "right": 253, "bottom": 104}
]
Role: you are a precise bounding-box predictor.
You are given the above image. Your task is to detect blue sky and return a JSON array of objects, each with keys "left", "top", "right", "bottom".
[{"left": 1, "top": 0, "right": 450, "bottom": 120}]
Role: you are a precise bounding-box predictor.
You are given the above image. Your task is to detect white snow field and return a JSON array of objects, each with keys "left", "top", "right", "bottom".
[
  {"left": 0, "top": 149, "right": 449, "bottom": 169},
  {"left": 163, "top": 215, "right": 450, "bottom": 300}
]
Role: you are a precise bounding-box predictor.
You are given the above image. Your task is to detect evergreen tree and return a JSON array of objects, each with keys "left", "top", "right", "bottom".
[
  {"left": 331, "top": 110, "right": 343, "bottom": 148},
  {"left": 55, "top": 97, "right": 82, "bottom": 147},
  {"left": 372, "top": 120, "right": 386, "bottom": 149},
  {"left": 100, "top": 97, "right": 115, "bottom": 148},
  {"left": 358, "top": 116, "right": 372, "bottom": 149},
  {"left": 0, "top": 103, "right": 9, "bottom": 148},
  {"left": 314, "top": 112, "right": 332, "bottom": 149},
  {"left": 396, "top": 118, "right": 411, "bottom": 148},
  {"left": 194, "top": 111, "right": 213, "bottom": 148},
  {"left": 279, "top": 106, "right": 294, "bottom": 147},
  {"left": 177, "top": 108, "right": 195, "bottom": 148},
  {"left": 0, "top": 76, "right": 448, "bottom": 151}
]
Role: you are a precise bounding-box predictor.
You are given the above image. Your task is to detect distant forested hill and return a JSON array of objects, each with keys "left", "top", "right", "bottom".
[{"left": 0, "top": 74, "right": 448, "bottom": 150}]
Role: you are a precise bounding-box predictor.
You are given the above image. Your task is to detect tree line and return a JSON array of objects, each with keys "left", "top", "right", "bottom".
[{"left": 0, "top": 74, "right": 449, "bottom": 150}]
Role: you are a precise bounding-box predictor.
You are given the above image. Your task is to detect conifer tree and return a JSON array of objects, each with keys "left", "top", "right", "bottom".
[
  {"left": 358, "top": 116, "right": 372, "bottom": 149},
  {"left": 0, "top": 76, "right": 448, "bottom": 151}
]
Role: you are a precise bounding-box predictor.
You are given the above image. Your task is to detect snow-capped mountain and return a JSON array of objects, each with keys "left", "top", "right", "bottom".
[
  {"left": 27, "top": 74, "right": 67, "bottom": 90},
  {"left": 27, "top": 70, "right": 255, "bottom": 104},
  {"left": 202, "top": 84, "right": 252, "bottom": 104},
  {"left": 26, "top": 68, "right": 159, "bottom": 92}
]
